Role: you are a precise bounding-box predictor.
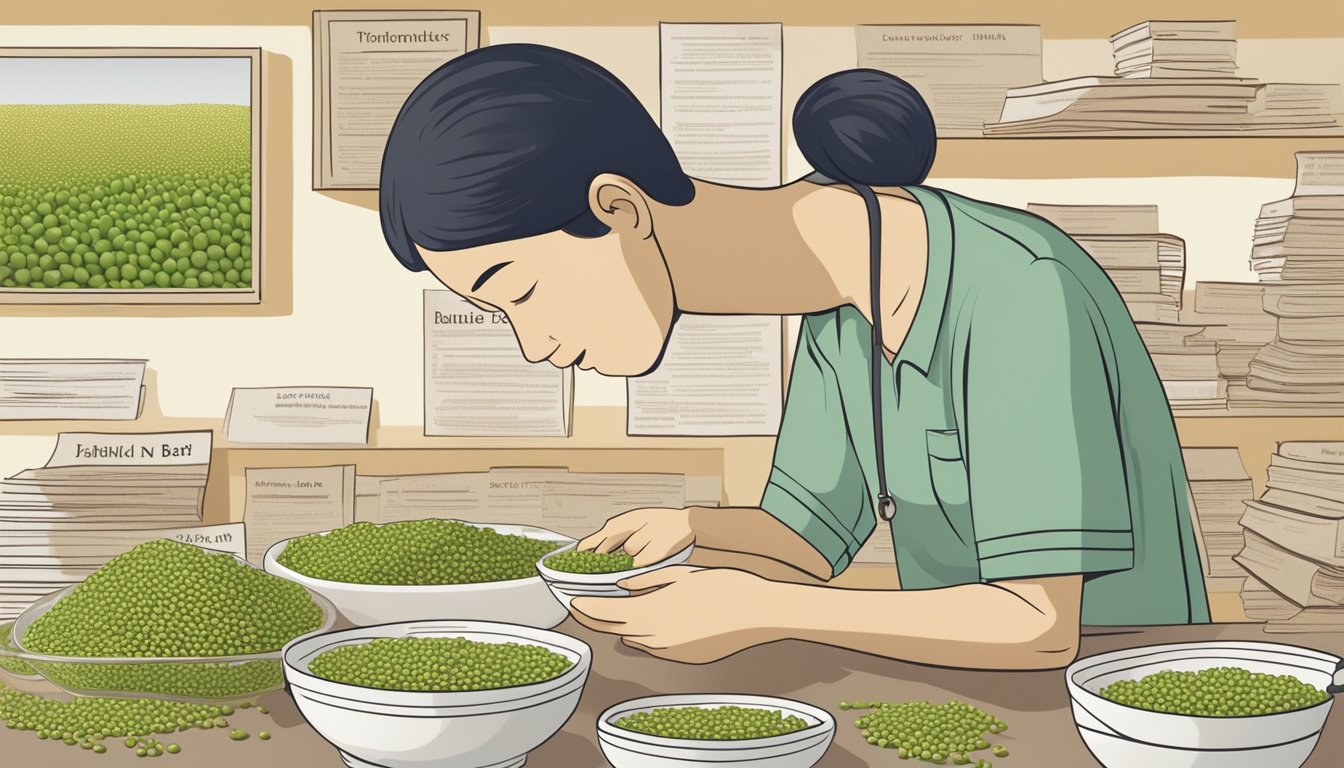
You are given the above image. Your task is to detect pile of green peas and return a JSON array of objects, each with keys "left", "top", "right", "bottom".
[
  {"left": 308, "top": 636, "right": 575, "bottom": 692},
  {"left": 842, "top": 700, "right": 1008, "bottom": 766},
  {"left": 277, "top": 519, "right": 564, "bottom": 585},
  {"left": 1, "top": 683, "right": 265, "bottom": 757},
  {"left": 0, "top": 104, "right": 252, "bottom": 291},
  {"left": 543, "top": 549, "right": 636, "bottom": 575},
  {"left": 23, "top": 540, "right": 325, "bottom": 660},
  {"left": 614, "top": 705, "right": 810, "bottom": 740},
  {"left": 1099, "top": 667, "right": 1330, "bottom": 717}
]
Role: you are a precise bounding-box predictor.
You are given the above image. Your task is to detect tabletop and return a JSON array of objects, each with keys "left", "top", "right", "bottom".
[{"left": 3, "top": 621, "right": 1342, "bottom": 767}]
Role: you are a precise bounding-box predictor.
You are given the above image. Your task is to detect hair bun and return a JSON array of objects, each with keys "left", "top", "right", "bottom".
[{"left": 793, "top": 69, "right": 937, "bottom": 187}]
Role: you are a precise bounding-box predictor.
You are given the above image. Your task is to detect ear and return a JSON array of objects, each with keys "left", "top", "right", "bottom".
[{"left": 589, "top": 173, "right": 654, "bottom": 239}]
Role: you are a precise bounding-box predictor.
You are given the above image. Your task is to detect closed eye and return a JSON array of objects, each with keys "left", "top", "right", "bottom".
[{"left": 512, "top": 281, "right": 538, "bottom": 306}]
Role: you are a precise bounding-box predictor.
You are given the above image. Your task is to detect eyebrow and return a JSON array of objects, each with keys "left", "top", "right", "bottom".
[{"left": 472, "top": 261, "right": 512, "bottom": 292}]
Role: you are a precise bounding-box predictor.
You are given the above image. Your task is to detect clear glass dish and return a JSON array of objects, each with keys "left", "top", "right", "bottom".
[
  {"left": 0, "top": 620, "right": 41, "bottom": 680},
  {"left": 7, "top": 559, "right": 338, "bottom": 703}
]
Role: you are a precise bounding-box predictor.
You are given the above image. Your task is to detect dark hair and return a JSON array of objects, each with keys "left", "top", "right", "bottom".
[
  {"left": 379, "top": 44, "right": 695, "bottom": 272},
  {"left": 380, "top": 47, "right": 936, "bottom": 273},
  {"left": 792, "top": 69, "right": 936, "bottom": 188}
]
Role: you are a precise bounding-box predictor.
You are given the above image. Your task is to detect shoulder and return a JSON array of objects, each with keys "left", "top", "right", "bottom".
[{"left": 923, "top": 187, "right": 1093, "bottom": 276}]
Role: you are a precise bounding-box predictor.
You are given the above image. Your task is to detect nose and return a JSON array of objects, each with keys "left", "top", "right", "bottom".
[{"left": 519, "top": 334, "right": 558, "bottom": 365}]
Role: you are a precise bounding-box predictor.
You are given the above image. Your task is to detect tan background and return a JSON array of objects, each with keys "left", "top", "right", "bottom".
[{"left": 3, "top": 2, "right": 1344, "bottom": 610}]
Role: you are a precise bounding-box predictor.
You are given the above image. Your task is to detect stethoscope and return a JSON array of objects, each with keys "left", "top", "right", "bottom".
[
  {"left": 807, "top": 173, "right": 949, "bottom": 527},
  {"left": 863, "top": 181, "right": 898, "bottom": 525}
]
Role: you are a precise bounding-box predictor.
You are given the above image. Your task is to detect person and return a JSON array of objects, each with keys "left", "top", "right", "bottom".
[{"left": 378, "top": 44, "right": 1211, "bottom": 671}]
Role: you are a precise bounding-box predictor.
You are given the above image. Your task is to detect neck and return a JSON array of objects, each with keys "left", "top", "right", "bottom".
[{"left": 650, "top": 179, "right": 925, "bottom": 323}]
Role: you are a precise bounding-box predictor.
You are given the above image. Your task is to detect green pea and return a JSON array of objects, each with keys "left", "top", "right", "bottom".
[{"left": 310, "top": 636, "right": 575, "bottom": 693}]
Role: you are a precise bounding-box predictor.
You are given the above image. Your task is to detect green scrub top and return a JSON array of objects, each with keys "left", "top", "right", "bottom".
[{"left": 761, "top": 185, "right": 1211, "bottom": 627}]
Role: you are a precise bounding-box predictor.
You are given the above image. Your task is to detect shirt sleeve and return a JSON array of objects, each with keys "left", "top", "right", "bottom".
[
  {"left": 759, "top": 315, "right": 874, "bottom": 577},
  {"left": 964, "top": 258, "right": 1136, "bottom": 582}
]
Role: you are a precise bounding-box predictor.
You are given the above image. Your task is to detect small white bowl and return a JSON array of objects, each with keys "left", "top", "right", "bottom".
[
  {"left": 596, "top": 694, "right": 835, "bottom": 768},
  {"left": 536, "top": 543, "right": 694, "bottom": 610},
  {"left": 1067, "top": 640, "right": 1343, "bottom": 767},
  {"left": 283, "top": 620, "right": 591, "bottom": 768},
  {"left": 264, "top": 521, "right": 573, "bottom": 628}
]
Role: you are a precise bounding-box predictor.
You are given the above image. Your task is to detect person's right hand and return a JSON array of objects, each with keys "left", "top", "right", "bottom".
[{"left": 576, "top": 507, "right": 694, "bottom": 567}]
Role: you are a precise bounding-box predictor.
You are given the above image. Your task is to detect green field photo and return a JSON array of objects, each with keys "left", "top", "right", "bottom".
[{"left": 0, "top": 55, "right": 254, "bottom": 293}]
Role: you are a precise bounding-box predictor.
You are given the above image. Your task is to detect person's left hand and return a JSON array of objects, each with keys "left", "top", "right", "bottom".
[{"left": 569, "top": 566, "right": 778, "bottom": 664}]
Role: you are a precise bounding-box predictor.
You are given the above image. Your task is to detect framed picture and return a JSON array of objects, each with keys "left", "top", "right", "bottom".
[{"left": 0, "top": 47, "right": 262, "bottom": 305}]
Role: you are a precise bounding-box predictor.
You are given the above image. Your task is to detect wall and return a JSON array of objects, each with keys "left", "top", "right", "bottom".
[{"left": 3, "top": 23, "right": 1341, "bottom": 440}]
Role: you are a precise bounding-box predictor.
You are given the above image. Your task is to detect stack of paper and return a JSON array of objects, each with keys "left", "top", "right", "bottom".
[
  {"left": 1250, "top": 152, "right": 1344, "bottom": 281},
  {"left": 1181, "top": 282, "right": 1276, "bottom": 403},
  {"left": 1183, "top": 448, "right": 1253, "bottom": 586},
  {"left": 1237, "top": 442, "right": 1344, "bottom": 631},
  {"left": 1135, "top": 323, "right": 1224, "bottom": 410},
  {"left": 855, "top": 24, "right": 1042, "bottom": 137},
  {"left": 1110, "top": 20, "right": 1238, "bottom": 79},
  {"left": 1027, "top": 203, "right": 1183, "bottom": 322},
  {"left": 986, "top": 21, "right": 1342, "bottom": 137},
  {"left": 986, "top": 77, "right": 1342, "bottom": 136},
  {"left": 0, "top": 431, "right": 215, "bottom": 620},
  {"left": 0, "top": 359, "right": 146, "bottom": 421},
  {"left": 1233, "top": 283, "right": 1344, "bottom": 411}
]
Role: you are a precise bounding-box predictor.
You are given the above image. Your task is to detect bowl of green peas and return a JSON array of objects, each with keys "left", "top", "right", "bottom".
[
  {"left": 263, "top": 519, "right": 575, "bottom": 628},
  {"left": 7, "top": 539, "right": 336, "bottom": 703},
  {"left": 536, "top": 543, "right": 694, "bottom": 611},
  {"left": 282, "top": 619, "right": 591, "bottom": 768},
  {"left": 1066, "top": 641, "right": 1344, "bottom": 767},
  {"left": 596, "top": 694, "right": 835, "bottom": 768}
]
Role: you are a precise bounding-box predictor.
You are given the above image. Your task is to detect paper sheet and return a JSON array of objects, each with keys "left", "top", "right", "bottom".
[
  {"left": 241, "top": 465, "right": 355, "bottom": 563},
  {"left": 224, "top": 386, "right": 373, "bottom": 445},
  {"left": 363, "top": 468, "right": 709, "bottom": 540},
  {"left": 313, "top": 10, "right": 481, "bottom": 189},
  {"left": 423, "top": 290, "right": 574, "bottom": 436},
  {"left": 627, "top": 315, "right": 784, "bottom": 436},
  {"left": 659, "top": 22, "right": 783, "bottom": 186}
]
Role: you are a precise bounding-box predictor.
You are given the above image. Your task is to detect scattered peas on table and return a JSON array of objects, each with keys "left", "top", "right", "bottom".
[{"left": 840, "top": 700, "right": 1008, "bottom": 765}]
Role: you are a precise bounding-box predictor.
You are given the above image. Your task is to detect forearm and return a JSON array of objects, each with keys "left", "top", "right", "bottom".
[
  {"left": 752, "top": 576, "right": 1082, "bottom": 670},
  {"left": 687, "top": 506, "right": 833, "bottom": 580}
]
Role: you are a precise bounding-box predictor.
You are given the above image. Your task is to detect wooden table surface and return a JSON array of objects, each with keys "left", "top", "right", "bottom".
[{"left": 4, "top": 621, "right": 1342, "bottom": 767}]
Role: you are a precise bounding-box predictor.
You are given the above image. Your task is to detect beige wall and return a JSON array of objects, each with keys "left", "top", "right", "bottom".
[{"left": 0, "top": 24, "right": 1341, "bottom": 470}]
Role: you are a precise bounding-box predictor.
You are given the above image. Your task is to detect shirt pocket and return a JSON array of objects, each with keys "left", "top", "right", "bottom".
[{"left": 926, "top": 428, "right": 970, "bottom": 511}]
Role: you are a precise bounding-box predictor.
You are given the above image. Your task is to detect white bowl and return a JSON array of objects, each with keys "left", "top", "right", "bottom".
[
  {"left": 264, "top": 521, "right": 573, "bottom": 628},
  {"left": 1076, "top": 723, "right": 1320, "bottom": 768},
  {"left": 283, "top": 620, "right": 591, "bottom": 768},
  {"left": 596, "top": 694, "right": 835, "bottom": 768},
  {"left": 537, "top": 544, "right": 694, "bottom": 610},
  {"left": 1067, "top": 640, "right": 1343, "bottom": 767}
]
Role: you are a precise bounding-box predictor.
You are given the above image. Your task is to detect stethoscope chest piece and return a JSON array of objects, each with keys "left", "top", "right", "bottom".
[{"left": 877, "top": 493, "right": 897, "bottom": 521}]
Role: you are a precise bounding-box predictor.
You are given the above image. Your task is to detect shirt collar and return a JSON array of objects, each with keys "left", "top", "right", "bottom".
[{"left": 890, "top": 185, "right": 954, "bottom": 377}]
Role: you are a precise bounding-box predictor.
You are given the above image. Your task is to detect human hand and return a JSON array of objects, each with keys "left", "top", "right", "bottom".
[
  {"left": 569, "top": 566, "right": 777, "bottom": 664},
  {"left": 576, "top": 507, "right": 694, "bottom": 567}
]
